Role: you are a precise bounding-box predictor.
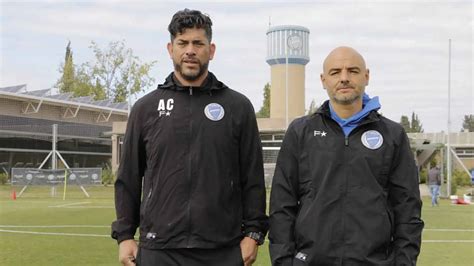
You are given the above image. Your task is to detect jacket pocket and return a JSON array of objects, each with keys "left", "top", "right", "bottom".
[
  {"left": 140, "top": 185, "right": 153, "bottom": 230},
  {"left": 382, "top": 197, "right": 394, "bottom": 241}
]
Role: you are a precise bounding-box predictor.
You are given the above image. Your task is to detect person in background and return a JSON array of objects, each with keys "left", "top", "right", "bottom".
[{"left": 428, "top": 164, "right": 441, "bottom": 206}]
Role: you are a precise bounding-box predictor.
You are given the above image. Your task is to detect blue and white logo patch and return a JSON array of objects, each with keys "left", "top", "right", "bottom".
[
  {"left": 295, "top": 252, "right": 308, "bottom": 262},
  {"left": 204, "top": 103, "right": 225, "bottom": 121},
  {"left": 361, "top": 130, "right": 384, "bottom": 150}
]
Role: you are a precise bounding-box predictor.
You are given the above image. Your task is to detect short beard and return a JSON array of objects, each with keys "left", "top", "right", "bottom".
[
  {"left": 174, "top": 61, "right": 209, "bottom": 82},
  {"left": 332, "top": 93, "right": 361, "bottom": 105}
]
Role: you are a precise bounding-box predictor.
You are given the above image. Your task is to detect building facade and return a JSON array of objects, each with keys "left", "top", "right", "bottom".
[{"left": 0, "top": 84, "right": 128, "bottom": 177}]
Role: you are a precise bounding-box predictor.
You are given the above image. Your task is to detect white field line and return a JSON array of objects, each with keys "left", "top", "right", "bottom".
[
  {"left": 0, "top": 225, "right": 471, "bottom": 231},
  {"left": 424, "top": 229, "right": 474, "bottom": 232},
  {"left": 0, "top": 229, "right": 109, "bottom": 237},
  {"left": 47, "top": 201, "right": 113, "bottom": 208},
  {"left": 48, "top": 201, "right": 91, "bottom": 208},
  {"left": 423, "top": 240, "right": 474, "bottom": 243},
  {"left": 0, "top": 225, "right": 109, "bottom": 228},
  {"left": 0, "top": 229, "right": 473, "bottom": 243},
  {"left": 262, "top": 239, "right": 474, "bottom": 243},
  {"left": 56, "top": 206, "right": 114, "bottom": 208},
  {"left": 0, "top": 200, "right": 63, "bottom": 204}
]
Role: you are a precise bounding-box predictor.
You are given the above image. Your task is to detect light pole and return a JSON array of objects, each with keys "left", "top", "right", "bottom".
[
  {"left": 447, "top": 38, "right": 452, "bottom": 196},
  {"left": 285, "top": 36, "right": 289, "bottom": 128}
]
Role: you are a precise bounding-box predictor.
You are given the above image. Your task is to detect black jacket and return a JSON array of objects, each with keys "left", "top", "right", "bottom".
[
  {"left": 112, "top": 72, "right": 268, "bottom": 249},
  {"left": 269, "top": 102, "right": 423, "bottom": 265}
]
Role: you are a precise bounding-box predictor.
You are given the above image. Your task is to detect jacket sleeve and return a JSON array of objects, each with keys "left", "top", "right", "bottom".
[
  {"left": 389, "top": 130, "right": 424, "bottom": 265},
  {"left": 269, "top": 123, "right": 300, "bottom": 266},
  {"left": 239, "top": 100, "right": 269, "bottom": 236},
  {"left": 111, "top": 104, "right": 146, "bottom": 244}
]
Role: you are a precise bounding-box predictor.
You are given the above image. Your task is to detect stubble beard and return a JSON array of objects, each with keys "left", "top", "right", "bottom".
[
  {"left": 332, "top": 92, "right": 362, "bottom": 105},
  {"left": 326, "top": 83, "right": 364, "bottom": 105},
  {"left": 174, "top": 60, "right": 209, "bottom": 82}
]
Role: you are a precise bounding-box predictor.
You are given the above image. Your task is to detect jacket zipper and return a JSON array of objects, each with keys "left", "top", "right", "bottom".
[
  {"left": 339, "top": 118, "right": 379, "bottom": 263},
  {"left": 143, "top": 188, "right": 153, "bottom": 215},
  {"left": 144, "top": 187, "right": 152, "bottom": 211},
  {"left": 146, "top": 187, "right": 152, "bottom": 200},
  {"left": 341, "top": 133, "right": 349, "bottom": 265},
  {"left": 142, "top": 186, "right": 152, "bottom": 234},
  {"left": 186, "top": 86, "right": 193, "bottom": 247},
  {"left": 321, "top": 110, "right": 380, "bottom": 264}
]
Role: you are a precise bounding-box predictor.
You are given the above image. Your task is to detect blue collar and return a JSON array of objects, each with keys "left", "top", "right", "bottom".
[{"left": 329, "top": 93, "right": 381, "bottom": 136}]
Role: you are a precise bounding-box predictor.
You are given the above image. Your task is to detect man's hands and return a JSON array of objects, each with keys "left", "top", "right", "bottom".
[
  {"left": 119, "top": 239, "right": 138, "bottom": 266},
  {"left": 240, "top": 236, "right": 258, "bottom": 266},
  {"left": 119, "top": 237, "right": 258, "bottom": 265}
]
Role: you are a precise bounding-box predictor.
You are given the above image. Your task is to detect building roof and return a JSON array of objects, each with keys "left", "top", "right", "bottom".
[{"left": 0, "top": 84, "right": 128, "bottom": 115}]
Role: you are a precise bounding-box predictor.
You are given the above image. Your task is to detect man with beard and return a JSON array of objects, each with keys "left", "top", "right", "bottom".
[
  {"left": 112, "top": 9, "right": 268, "bottom": 266},
  {"left": 269, "top": 47, "right": 424, "bottom": 265}
]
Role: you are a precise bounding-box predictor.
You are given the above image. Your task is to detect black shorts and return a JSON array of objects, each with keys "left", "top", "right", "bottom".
[{"left": 136, "top": 245, "right": 244, "bottom": 266}]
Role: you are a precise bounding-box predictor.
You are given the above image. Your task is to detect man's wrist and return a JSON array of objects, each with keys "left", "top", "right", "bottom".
[{"left": 245, "top": 231, "right": 265, "bottom": 245}]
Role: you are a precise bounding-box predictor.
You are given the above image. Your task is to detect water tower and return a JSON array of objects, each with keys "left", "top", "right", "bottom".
[{"left": 266, "top": 25, "right": 310, "bottom": 126}]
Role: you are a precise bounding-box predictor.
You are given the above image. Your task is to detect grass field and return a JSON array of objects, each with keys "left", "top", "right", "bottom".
[{"left": 0, "top": 185, "right": 473, "bottom": 266}]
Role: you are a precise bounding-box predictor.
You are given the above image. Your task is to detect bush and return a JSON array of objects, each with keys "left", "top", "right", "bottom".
[
  {"left": 453, "top": 169, "right": 471, "bottom": 187},
  {"left": 451, "top": 180, "right": 457, "bottom": 195},
  {"left": 0, "top": 173, "right": 8, "bottom": 185},
  {"left": 419, "top": 168, "right": 427, "bottom": 184},
  {"left": 448, "top": 169, "right": 471, "bottom": 195},
  {"left": 101, "top": 168, "right": 115, "bottom": 186}
]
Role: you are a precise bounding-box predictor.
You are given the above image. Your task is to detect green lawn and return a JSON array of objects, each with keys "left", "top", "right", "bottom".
[{"left": 0, "top": 185, "right": 472, "bottom": 265}]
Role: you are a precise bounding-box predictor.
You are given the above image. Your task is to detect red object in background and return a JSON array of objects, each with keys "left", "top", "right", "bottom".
[
  {"left": 455, "top": 199, "right": 469, "bottom": 205},
  {"left": 10, "top": 189, "right": 16, "bottom": 200}
]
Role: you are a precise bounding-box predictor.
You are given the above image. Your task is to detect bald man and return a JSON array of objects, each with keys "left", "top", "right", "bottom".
[{"left": 269, "top": 47, "right": 424, "bottom": 265}]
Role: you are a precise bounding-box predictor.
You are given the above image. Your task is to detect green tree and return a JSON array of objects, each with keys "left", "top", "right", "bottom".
[
  {"left": 54, "top": 40, "right": 155, "bottom": 102},
  {"left": 73, "top": 65, "right": 106, "bottom": 100},
  {"left": 256, "top": 83, "right": 271, "bottom": 118},
  {"left": 461, "top": 114, "right": 474, "bottom": 132},
  {"left": 400, "top": 115, "right": 411, "bottom": 132},
  {"left": 56, "top": 41, "right": 76, "bottom": 94},
  {"left": 410, "top": 112, "right": 424, "bottom": 133},
  {"left": 400, "top": 112, "right": 423, "bottom": 133},
  {"left": 88, "top": 41, "right": 156, "bottom": 102}
]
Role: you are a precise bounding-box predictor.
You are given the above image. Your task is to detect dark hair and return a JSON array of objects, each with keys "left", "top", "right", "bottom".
[{"left": 168, "top": 9, "right": 213, "bottom": 42}]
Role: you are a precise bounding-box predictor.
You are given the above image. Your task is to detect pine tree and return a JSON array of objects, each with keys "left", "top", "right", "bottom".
[
  {"left": 461, "top": 114, "right": 474, "bottom": 132},
  {"left": 410, "top": 112, "right": 424, "bottom": 133},
  {"left": 256, "top": 83, "right": 271, "bottom": 118},
  {"left": 400, "top": 115, "right": 411, "bottom": 132},
  {"left": 400, "top": 112, "right": 424, "bottom": 133},
  {"left": 57, "top": 41, "right": 76, "bottom": 93}
]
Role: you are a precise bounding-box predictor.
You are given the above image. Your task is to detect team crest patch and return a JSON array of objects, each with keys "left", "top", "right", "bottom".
[
  {"left": 295, "top": 252, "right": 308, "bottom": 262},
  {"left": 361, "top": 130, "right": 384, "bottom": 150},
  {"left": 204, "top": 103, "right": 225, "bottom": 121}
]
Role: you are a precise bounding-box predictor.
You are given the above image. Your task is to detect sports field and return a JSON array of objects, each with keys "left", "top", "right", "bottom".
[{"left": 0, "top": 185, "right": 472, "bottom": 266}]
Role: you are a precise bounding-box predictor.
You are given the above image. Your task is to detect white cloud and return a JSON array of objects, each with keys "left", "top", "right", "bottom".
[{"left": 0, "top": 0, "right": 472, "bottom": 132}]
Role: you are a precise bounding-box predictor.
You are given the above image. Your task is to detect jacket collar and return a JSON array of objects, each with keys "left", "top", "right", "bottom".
[
  {"left": 315, "top": 100, "right": 380, "bottom": 125},
  {"left": 158, "top": 72, "right": 228, "bottom": 92}
]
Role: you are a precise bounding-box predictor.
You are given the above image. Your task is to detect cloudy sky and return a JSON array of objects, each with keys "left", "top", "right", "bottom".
[{"left": 0, "top": 0, "right": 472, "bottom": 132}]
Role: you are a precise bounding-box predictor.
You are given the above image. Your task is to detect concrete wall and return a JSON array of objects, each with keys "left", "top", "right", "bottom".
[{"left": 408, "top": 132, "right": 474, "bottom": 145}]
